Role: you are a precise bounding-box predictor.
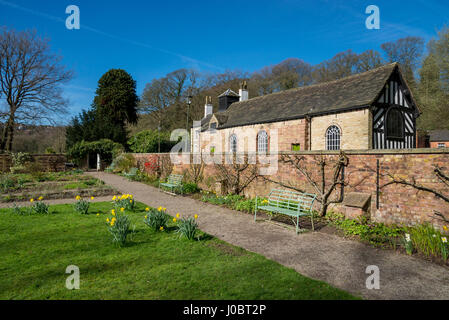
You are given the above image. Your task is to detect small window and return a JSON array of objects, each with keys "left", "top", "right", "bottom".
[
  {"left": 291, "top": 143, "right": 301, "bottom": 151},
  {"left": 229, "top": 134, "right": 237, "bottom": 153},
  {"left": 210, "top": 122, "right": 217, "bottom": 133},
  {"left": 438, "top": 143, "right": 446, "bottom": 148},
  {"left": 386, "top": 108, "right": 404, "bottom": 140},
  {"left": 257, "top": 130, "right": 268, "bottom": 153},
  {"left": 326, "top": 125, "right": 340, "bottom": 150}
]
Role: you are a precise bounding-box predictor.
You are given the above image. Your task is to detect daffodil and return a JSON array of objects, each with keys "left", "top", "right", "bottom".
[
  {"left": 194, "top": 214, "right": 198, "bottom": 219},
  {"left": 173, "top": 218, "right": 177, "bottom": 222},
  {"left": 112, "top": 195, "right": 117, "bottom": 201},
  {"left": 442, "top": 237, "right": 448, "bottom": 243},
  {"left": 75, "top": 195, "right": 81, "bottom": 200},
  {"left": 159, "top": 226, "right": 164, "bottom": 231},
  {"left": 111, "top": 209, "right": 115, "bottom": 214},
  {"left": 176, "top": 213, "right": 180, "bottom": 218},
  {"left": 120, "top": 207, "right": 125, "bottom": 212},
  {"left": 96, "top": 213, "right": 100, "bottom": 216},
  {"left": 158, "top": 206, "right": 162, "bottom": 211},
  {"left": 106, "top": 218, "right": 110, "bottom": 222},
  {"left": 110, "top": 220, "right": 115, "bottom": 226},
  {"left": 129, "top": 200, "right": 132, "bottom": 203},
  {"left": 30, "top": 198, "right": 34, "bottom": 202},
  {"left": 145, "top": 207, "right": 150, "bottom": 212},
  {"left": 144, "top": 215, "right": 148, "bottom": 219},
  {"left": 444, "top": 226, "right": 448, "bottom": 232},
  {"left": 38, "top": 196, "right": 43, "bottom": 201},
  {"left": 91, "top": 196, "right": 95, "bottom": 200}
]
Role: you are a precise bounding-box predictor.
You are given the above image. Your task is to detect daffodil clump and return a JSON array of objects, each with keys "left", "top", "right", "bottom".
[
  {"left": 143, "top": 206, "right": 168, "bottom": 231},
  {"left": 29, "top": 196, "right": 49, "bottom": 214},
  {"left": 441, "top": 235, "right": 448, "bottom": 262},
  {"left": 73, "top": 195, "right": 94, "bottom": 215},
  {"left": 106, "top": 208, "right": 132, "bottom": 246},
  {"left": 404, "top": 233, "right": 413, "bottom": 255},
  {"left": 112, "top": 194, "right": 135, "bottom": 211},
  {"left": 174, "top": 213, "right": 199, "bottom": 240}
]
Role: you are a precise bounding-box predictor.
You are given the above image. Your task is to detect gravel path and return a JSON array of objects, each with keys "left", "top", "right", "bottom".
[{"left": 73, "top": 172, "right": 448, "bottom": 299}]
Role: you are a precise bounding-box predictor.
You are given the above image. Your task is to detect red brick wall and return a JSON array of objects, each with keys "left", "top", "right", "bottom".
[
  {"left": 430, "top": 141, "right": 449, "bottom": 148},
  {"left": 131, "top": 149, "right": 449, "bottom": 229},
  {"left": 0, "top": 154, "right": 67, "bottom": 172}
]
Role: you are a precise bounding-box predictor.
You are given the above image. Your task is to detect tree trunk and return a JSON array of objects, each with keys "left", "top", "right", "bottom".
[{"left": 0, "top": 114, "right": 14, "bottom": 152}]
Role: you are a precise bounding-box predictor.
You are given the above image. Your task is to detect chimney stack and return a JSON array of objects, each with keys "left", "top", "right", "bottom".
[
  {"left": 204, "top": 96, "right": 213, "bottom": 118},
  {"left": 239, "top": 81, "right": 248, "bottom": 101}
]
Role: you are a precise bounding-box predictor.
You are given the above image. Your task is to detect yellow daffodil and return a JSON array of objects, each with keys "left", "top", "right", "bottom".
[
  {"left": 173, "top": 218, "right": 177, "bottom": 223},
  {"left": 111, "top": 209, "right": 115, "bottom": 214},
  {"left": 112, "top": 195, "right": 117, "bottom": 201},
  {"left": 163, "top": 208, "right": 166, "bottom": 211},
  {"left": 194, "top": 214, "right": 198, "bottom": 219},
  {"left": 30, "top": 198, "right": 34, "bottom": 202},
  {"left": 176, "top": 213, "right": 180, "bottom": 218},
  {"left": 145, "top": 207, "right": 150, "bottom": 211},
  {"left": 96, "top": 213, "right": 100, "bottom": 216},
  {"left": 75, "top": 195, "right": 81, "bottom": 200},
  {"left": 120, "top": 207, "right": 125, "bottom": 212},
  {"left": 110, "top": 220, "right": 115, "bottom": 226},
  {"left": 91, "top": 196, "right": 95, "bottom": 200},
  {"left": 129, "top": 200, "right": 132, "bottom": 203},
  {"left": 144, "top": 215, "right": 148, "bottom": 219},
  {"left": 38, "top": 196, "right": 43, "bottom": 201},
  {"left": 159, "top": 226, "right": 164, "bottom": 231},
  {"left": 444, "top": 226, "right": 448, "bottom": 231},
  {"left": 106, "top": 218, "right": 110, "bottom": 222},
  {"left": 158, "top": 206, "right": 162, "bottom": 211},
  {"left": 129, "top": 195, "right": 133, "bottom": 199}
]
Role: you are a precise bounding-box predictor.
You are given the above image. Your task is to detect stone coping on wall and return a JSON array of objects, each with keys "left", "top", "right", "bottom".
[{"left": 130, "top": 148, "right": 449, "bottom": 156}]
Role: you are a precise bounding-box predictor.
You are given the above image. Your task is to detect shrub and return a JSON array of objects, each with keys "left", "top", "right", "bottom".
[
  {"left": 182, "top": 182, "right": 200, "bottom": 194},
  {"left": 11, "top": 152, "right": 32, "bottom": 167},
  {"left": 30, "top": 198, "right": 49, "bottom": 214},
  {"left": 408, "top": 223, "right": 445, "bottom": 258},
  {"left": 67, "top": 139, "right": 124, "bottom": 165},
  {"left": 143, "top": 207, "right": 168, "bottom": 231},
  {"left": 113, "top": 194, "right": 135, "bottom": 211},
  {"left": 175, "top": 214, "right": 199, "bottom": 240},
  {"left": 106, "top": 211, "right": 133, "bottom": 246},
  {"left": 127, "top": 130, "right": 176, "bottom": 153},
  {"left": 12, "top": 203, "right": 25, "bottom": 215},
  {"left": 110, "top": 153, "right": 136, "bottom": 173},
  {"left": 0, "top": 174, "right": 17, "bottom": 192},
  {"left": 73, "top": 196, "right": 90, "bottom": 214}
]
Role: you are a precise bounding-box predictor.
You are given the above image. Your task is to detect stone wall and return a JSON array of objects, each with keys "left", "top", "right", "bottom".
[
  {"left": 131, "top": 149, "right": 449, "bottom": 230},
  {"left": 0, "top": 154, "right": 67, "bottom": 172},
  {"left": 310, "top": 109, "right": 371, "bottom": 150}
]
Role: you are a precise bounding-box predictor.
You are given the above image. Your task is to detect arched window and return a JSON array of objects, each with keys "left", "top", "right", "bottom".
[
  {"left": 326, "top": 125, "right": 340, "bottom": 150},
  {"left": 229, "top": 134, "right": 237, "bottom": 153},
  {"left": 257, "top": 130, "right": 268, "bottom": 153},
  {"left": 386, "top": 107, "right": 404, "bottom": 140}
]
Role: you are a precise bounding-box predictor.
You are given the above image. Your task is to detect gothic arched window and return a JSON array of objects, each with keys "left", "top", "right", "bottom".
[
  {"left": 326, "top": 125, "right": 341, "bottom": 150},
  {"left": 257, "top": 131, "right": 268, "bottom": 153},
  {"left": 229, "top": 134, "right": 237, "bottom": 153}
]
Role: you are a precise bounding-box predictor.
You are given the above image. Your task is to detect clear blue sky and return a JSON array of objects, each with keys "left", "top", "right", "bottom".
[{"left": 0, "top": 0, "right": 448, "bottom": 123}]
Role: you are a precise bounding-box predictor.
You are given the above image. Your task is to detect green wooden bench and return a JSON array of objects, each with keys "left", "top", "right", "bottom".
[
  {"left": 159, "top": 174, "right": 184, "bottom": 195},
  {"left": 124, "top": 167, "right": 139, "bottom": 179},
  {"left": 255, "top": 188, "right": 317, "bottom": 234}
]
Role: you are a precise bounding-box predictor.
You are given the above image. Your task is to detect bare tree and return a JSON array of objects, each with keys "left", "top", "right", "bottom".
[
  {"left": 381, "top": 166, "right": 449, "bottom": 223},
  {"left": 215, "top": 154, "right": 259, "bottom": 195},
  {"left": 0, "top": 28, "right": 73, "bottom": 152},
  {"left": 263, "top": 152, "right": 348, "bottom": 217}
]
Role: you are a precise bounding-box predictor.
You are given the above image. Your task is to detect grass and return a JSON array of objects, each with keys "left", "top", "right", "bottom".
[{"left": 0, "top": 201, "right": 356, "bottom": 300}]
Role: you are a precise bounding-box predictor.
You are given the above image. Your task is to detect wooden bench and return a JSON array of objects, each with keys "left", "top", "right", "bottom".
[
  {"left": 254, "top": 188, "right": 317, "bottom": 234},
  {"left": 159, "top": 174, "right": 184, "bottom": 195}
]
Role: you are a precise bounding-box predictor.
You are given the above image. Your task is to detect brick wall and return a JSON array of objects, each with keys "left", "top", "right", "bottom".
[
  {"left": 0, "top": 154, "right": 67, "bottom": 172},
  {"left": 430, "top": 141, "right": 449, "bottom": 148},
  {"left": 131, "top": 149, "right": 449, "bottom": 230}
]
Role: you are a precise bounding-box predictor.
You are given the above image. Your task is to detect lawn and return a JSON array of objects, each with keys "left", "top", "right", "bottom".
[
  {"left": 0, "top": 170, "right": 116, "bottom": 202},
  {"left": 0, "top": 201, "right": 357, "bottom": 300}
]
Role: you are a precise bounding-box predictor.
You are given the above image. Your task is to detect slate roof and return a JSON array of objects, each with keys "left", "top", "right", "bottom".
[
  {"left": 211, "top": 62, "right": 400, "bottom": 129},
  {"left": 429, "top": 129, "right": 449, "bottom": 142}
]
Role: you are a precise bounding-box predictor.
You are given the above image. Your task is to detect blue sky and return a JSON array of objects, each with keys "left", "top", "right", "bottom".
[{"left": 0, "top": 0, "right": 448, "bottom": 124}]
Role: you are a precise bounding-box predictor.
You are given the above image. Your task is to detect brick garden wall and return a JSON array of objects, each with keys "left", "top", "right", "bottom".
[
  {"left": 131, "top": 149, "right": 449, "bottom": 229},
  {"left": 0, "top": 154, "right": 67, "bottom": 172}
]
